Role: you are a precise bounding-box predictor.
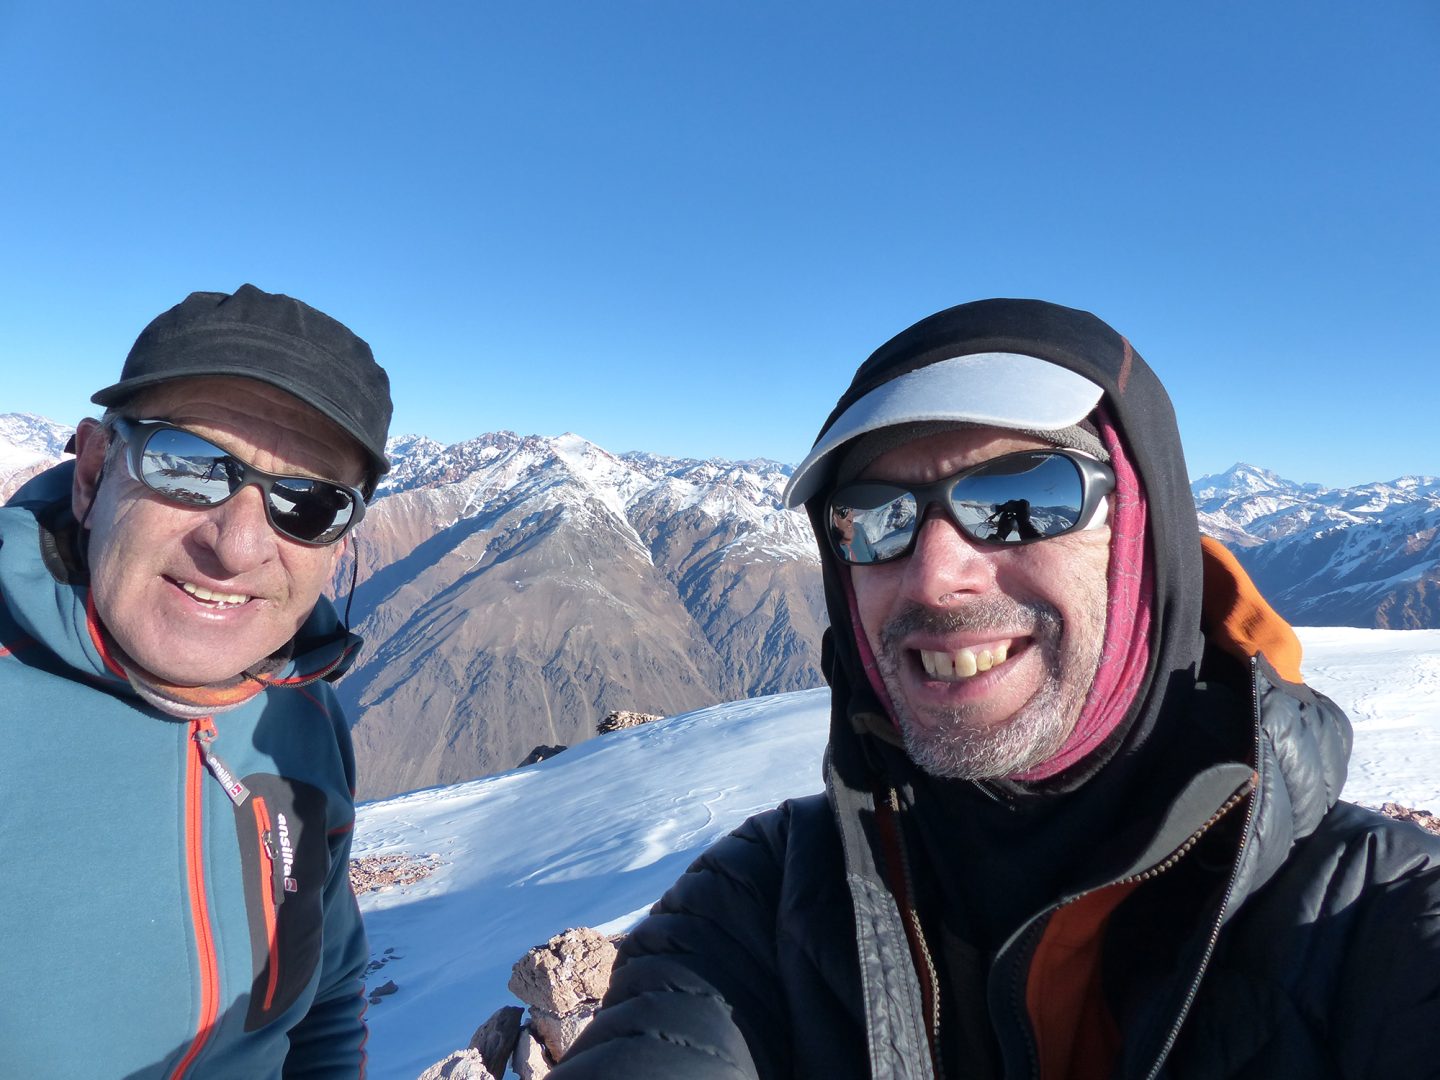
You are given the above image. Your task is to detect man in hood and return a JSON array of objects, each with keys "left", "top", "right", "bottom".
[
  {"left": 556, "top": 299, "right": 1440, "bottom": 1078},
  {"left": 0, "top": 285, "right": 390, "bottom": 1077}
]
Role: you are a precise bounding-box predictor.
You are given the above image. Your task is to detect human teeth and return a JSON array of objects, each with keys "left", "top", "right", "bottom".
[
  {"left": 181, "top": 582, "right": 250, "bottom": 605},
  {"left": 918, "top": 644, "right": 1012, "bottom": 680}
]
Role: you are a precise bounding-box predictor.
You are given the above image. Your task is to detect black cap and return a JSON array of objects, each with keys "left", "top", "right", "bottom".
[{"left": 92, "top": 284, "right": 393, "bottom": 482}]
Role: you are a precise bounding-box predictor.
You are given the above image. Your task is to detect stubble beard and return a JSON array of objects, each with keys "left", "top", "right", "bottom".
[{"left": 875, "top": 595, "right": 1104, "bottom": 781}]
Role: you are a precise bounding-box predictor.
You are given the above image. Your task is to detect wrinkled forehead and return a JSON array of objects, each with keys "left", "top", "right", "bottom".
[{"left": 783, "top": 353, "right": 1106, "bottom": 508}]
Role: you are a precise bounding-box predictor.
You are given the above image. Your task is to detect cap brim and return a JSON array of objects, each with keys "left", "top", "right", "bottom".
[{"left": 783, "top": 352, "right": 1104, "bottom": 507}]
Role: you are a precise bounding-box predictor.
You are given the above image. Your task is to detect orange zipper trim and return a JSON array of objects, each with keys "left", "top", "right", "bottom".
[
  {"left": 169, "top": 718, "right": 222, "bottom": 1080},
  {"left": 252, "top": 796, "right": 282, "bottom": 1011},
  {"left": 84, "top": 592, "right": 128, "bottom": 679},
  {"left": 1023, "top": 781, "right": 1255, "bottom": 1079}
]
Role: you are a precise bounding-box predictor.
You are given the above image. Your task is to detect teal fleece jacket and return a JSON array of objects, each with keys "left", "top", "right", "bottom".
[{"left": 0, "top": 463, "right": 370, "bottom": 1079}]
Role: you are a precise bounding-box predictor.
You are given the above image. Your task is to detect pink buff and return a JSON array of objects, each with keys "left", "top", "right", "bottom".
[
  {"left": 1010, "top": 409, "right": 1153, "bottom": 781},
  {"left": 845, "top": 575, "right": 901, "bottom": 721}
]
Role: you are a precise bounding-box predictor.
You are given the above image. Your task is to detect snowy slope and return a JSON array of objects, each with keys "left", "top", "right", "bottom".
[
  {"left": 354, "top": 628, "right": 1440, "bottom": 1078},
  {"left": 0, "top": 412, "right": 72, "bottom": 500}
]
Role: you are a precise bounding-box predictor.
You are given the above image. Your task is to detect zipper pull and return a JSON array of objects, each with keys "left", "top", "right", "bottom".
[
  {"left": 260, "top": 828, "right": 286, "bottom": 907},
  {"left": 193, "top": 718, "right": 250, "bottom": 807}
]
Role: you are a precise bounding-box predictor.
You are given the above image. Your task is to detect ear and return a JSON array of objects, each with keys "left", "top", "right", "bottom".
[
  {"left": 71, "top": 418, "right": 111, "bottom": 523},
  {"left": 325, "top": 534, "right": 353, "bottom": 580}
]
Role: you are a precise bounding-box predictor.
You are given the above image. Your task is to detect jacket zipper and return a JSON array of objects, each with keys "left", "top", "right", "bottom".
[
  {"left": 252, "top": 796, "right": 283, "bottom": 1012},
  {"left": 168, "top": 717, "right": 223, "bottom": 1080},
  {"left": 1137, "top": 667, "right": 1265, "bottom": 1080},
  {"left": 1003, "top": 781, "right": 1256, "bottom": 1079},
  {"left": 883, "top": 787, "right": 947, "bottom": 1080}
]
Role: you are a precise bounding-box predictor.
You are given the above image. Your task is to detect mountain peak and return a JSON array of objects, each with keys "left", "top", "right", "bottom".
[{"left": 1195, "top": 462, "right": 1292, "bottom": 492}]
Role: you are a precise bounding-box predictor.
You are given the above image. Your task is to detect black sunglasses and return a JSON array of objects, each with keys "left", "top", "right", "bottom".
[
  {"left": 112, "top": 417, "right": 367, "bottom": 546},
  {"left": 826, "top": 449, "right": 1115, "bottom": 566}
]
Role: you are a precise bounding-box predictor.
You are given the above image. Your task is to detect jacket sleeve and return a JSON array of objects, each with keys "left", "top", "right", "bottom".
[
  {"left": 1331, "top": 826, "right": 1440, "bottom": 1079},
  {"left": 282, "top": 820, "right": 370, "bottom": 1079},
  {"left": 553, "top": 806, "right": 797, "bottom": 1080}
]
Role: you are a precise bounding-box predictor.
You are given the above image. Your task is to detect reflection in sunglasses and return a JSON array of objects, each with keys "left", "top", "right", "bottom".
[
  {"left": 112, "top": 417, "right": 365, "bottom": 546},
  {"left": 826, "top": 450, "right": 1114, "bottom": 566}
]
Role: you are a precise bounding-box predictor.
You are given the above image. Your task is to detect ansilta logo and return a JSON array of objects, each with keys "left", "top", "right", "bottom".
[{"left": 276, "top": 811, "right": 298, "bottom": 893}]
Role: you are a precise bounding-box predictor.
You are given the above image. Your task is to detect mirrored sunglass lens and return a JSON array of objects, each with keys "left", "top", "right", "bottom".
[
  {"left": 139, "top": 428, "right": 236, "bottom": 506},
  {"left": 830, "top": 485, "right": 920, "bottom": 563},
  {"left": 267, "top": 478, "right": 355, "bottom": 543},
  {"left": 952, "top": 453, "right": 1084, "bottom": 544}
]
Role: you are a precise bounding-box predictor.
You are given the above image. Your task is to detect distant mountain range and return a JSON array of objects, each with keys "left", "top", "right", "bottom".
[
  {"left": 3, "top": 412, "right": 1436, "bottom": 798},
  {"left": 1193, "top": 463, "right": 1440, "bottom": 628},
  {"left": 0, "top": 412, "right": 73, "bottom": 502}
]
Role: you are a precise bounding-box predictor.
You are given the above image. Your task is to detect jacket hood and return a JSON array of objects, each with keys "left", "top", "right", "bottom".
[
  {"left": 1, "top": 462, "right": 361, "bottom": 705},
  {"left": 805, "top": 298, "right": 1206, "bottom": 799}
]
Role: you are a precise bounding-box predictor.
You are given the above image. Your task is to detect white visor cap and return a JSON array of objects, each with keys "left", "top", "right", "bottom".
[{"left": 782, "top": 352, "right": 1106, "bottom": 508}]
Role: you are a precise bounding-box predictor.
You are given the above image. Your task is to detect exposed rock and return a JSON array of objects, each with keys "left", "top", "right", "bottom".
[
  {"left": 528, "top": 1006, "right": 595, "bottom": 1062},
  {"left": 508, "top": 928, "right": 618, "bottom": 1015},
  {"left": 437, "top": 928, "right": 623, "bottom": 1079},
  {"left": 349, "top": 853, "right": 441, "bottom": 895},
  {"left": 1380, "top": 802, "right": 1440, "bottom": 834},
  {"left": 518, "top": 744, "right": 568, "bottom": 767},
  {"left": 597, "top": 710, "right": 664, "bottom": 735},
  {"left": 417, "top": 1048, "right": 495, "bottom": 1080},
  {"left": 513, "top": 1027, "right": 553, "bottom": 1080},
  {"left": 468, "top": 1004, "right": 524, "bottom": 1077},
  {"left": 368, "top": 979, "right": 398, "bottom": 1005}
]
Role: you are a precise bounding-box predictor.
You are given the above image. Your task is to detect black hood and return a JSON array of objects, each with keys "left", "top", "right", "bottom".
[{"left": 805, "top": 298, "right": 1208, "bottom": 812}]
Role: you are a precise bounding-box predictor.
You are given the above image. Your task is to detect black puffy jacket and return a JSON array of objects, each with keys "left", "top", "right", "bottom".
[{"left": 555, "top": 301, "right": 1440, "bottom": 1079}]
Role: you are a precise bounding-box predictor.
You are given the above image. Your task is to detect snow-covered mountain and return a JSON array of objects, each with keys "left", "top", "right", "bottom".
[
  {"left": 1191, "top": 464, "right": 1440, "bottom": 627},
  {"left": 353, "top": 627, "right": 1440, "bottom": 1080},
  {"left": 0, "top": 412, "right": 72, "bottom": 502},
  {"left": 340, "top": 431, "right": 825, "bottom": 799}
]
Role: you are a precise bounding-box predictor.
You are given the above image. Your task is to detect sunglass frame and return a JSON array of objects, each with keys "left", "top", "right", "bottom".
[
  {"left": 825, "top": 448, "right": 1115, "bottom": 566},
  {"left": 111, "top": 416, "right": 367, "bottom": 546}
]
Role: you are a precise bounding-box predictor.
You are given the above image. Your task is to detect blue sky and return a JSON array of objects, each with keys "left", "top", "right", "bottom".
[{"left": 2, "top": 2, "right": 1435, "bottom": 488}]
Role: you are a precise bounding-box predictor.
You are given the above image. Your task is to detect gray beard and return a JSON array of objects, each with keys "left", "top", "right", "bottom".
[{"left": 876, "top": 596, "right": 1098, "bottom": 780}]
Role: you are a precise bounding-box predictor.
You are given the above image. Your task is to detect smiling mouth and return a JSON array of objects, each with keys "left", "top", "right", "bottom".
[
  {"left": 177, "top": 579, "right": 253, "bottom": 609},
  {"left": 917, "top": 642, "right": 1014, "bottom": 680}
]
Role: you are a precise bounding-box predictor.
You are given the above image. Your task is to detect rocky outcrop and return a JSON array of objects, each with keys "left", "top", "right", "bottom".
[
  {"left": 418, "top": 927, "right": 620, "bottom": 1078},
  {"left": 596, "top": 710, "right": 663, "bottom": 735},
  {"left": 417, "top": 1049, "right": 495, "bottom": 1080},
  {"left": 512, "top": 1029, "right": 551, "bottom": 1080},
  {"left": 349, "top": 853, "right": 441, "bottom": 896},
  {"left": 507, "top": 927, "right": 619, "bottom": 1064},
  {"left": 1379, "top": 801, "right": 1440, "bottom": 834},
  {"left": 468, "top": 1006, "right": 524, "bottom": 1078},
  {"left": 518, "top": 744, "right": 568, "bottom": 767}
]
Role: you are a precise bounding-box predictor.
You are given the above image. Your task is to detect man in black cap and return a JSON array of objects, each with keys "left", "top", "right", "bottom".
[
  {"left": 556, "top": 299, "right": 1440, "bottom": 1078},
  {"left": 0, "top": 285, "right": 391, "bottom": 1077}
]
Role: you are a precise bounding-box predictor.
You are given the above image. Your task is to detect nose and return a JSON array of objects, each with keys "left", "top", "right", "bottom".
[
  {"left": 896, "top": 505, "right": 995, "bottom": 607},
  {"left": 196, "top": 484, "right": 277, "bottom": 573}
]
